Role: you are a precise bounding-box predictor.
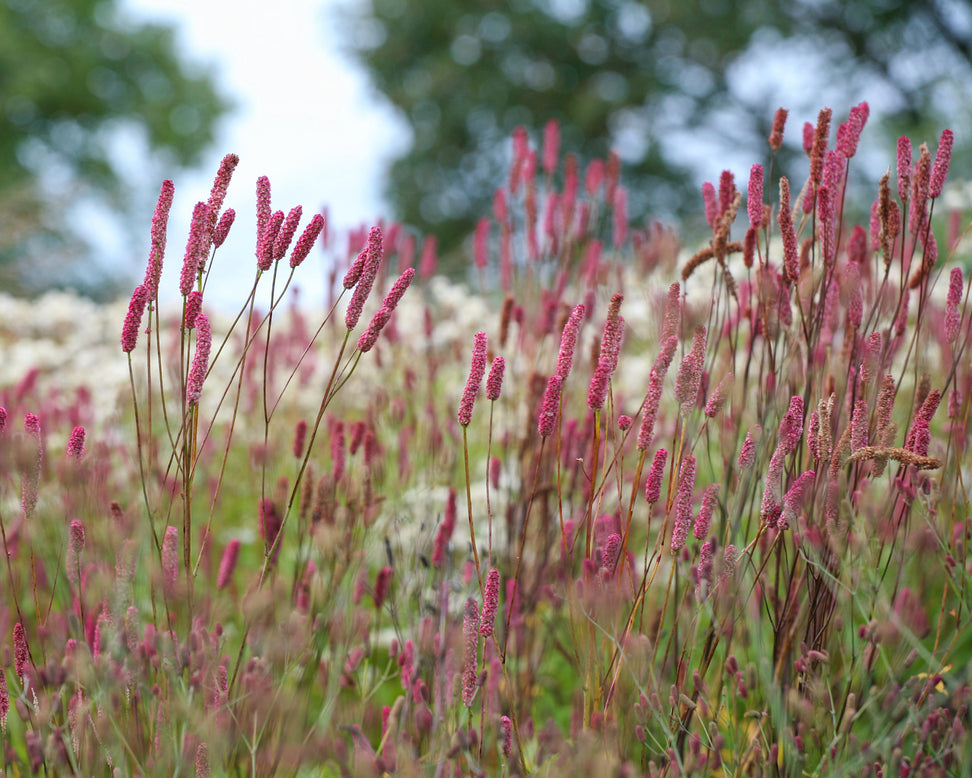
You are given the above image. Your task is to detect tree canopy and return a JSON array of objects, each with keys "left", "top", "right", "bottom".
[
  {"left": 344, "top": 0, "right": 972, "bottom": 260},
  {"left": 0, "top": 0, "right": 229, "bottom": 298}
]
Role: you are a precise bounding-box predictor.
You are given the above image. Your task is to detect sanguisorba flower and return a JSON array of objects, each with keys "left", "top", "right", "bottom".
[
  {"left": 66, "top": 519, "right": 85, "bottom": 584},
  {"left": 671, "top": 455, "right": 696, "bottom": 553},
  {"left": 13, "top": 623, "right": 29, "bottom": 679},
  {"left": 458, "top": 332, "right": 488, "bottom": 427},
  {"left": 272, "top": 205, "right": 303, "bottom": 260},
  {"left": 289, "top": 213, "right": 326, "bottom": 268},
  {"left": 0, "top": 662, "right": 8, "bottom": 729},
  {"left": 206, "top": 153, "right": 239, "bottom": 231},
  {"left": 144, "top": 179, "right": 175, "bottom": 300},
  {"left": 486, "top": 356, "right": 506, "bottom": 401},
  {"left": 186, "top": 313, "right": 212, "bottom": 406},
  {"left": 161, "top": 526, "right": 179, "bottom": 593},
  {"left": 461, "top": 598, "right": 480, "bottom": 707},
  {"left": 588, "top": 294, "right": 624, "bottom": 411},
  {"left": 555, "top": 304, "right": 585, "bottom": 379},
  {"left": 357, "top": 267, "right": 416, "bottom": 353},
  {"left": 747, "top": 163, "right": 763, "bottom": 229},
  {"left": 537, "top": 374, "right": 563, "bottom": 438},
  {"left": 929, "top": 128, "right": 954, "bottom": 199},
  {"left": 212, "top": 208, "right": 236, "bottom": 248},
  {"left": 121, "top": 284, "right": 149, "bottom": 353},
  {"left": 644, "top": 448, "right": 668, "bottom": 504},
  {"left": 344, "top": 226, "right": 384, "bottom": 330},
  {"left": 737, "top": 425, "right": 760, "bottom": 469},
  {"left": 216, "top": 539, "right": 240, "bottom": 591},
  {"left": 184, "top": 290, "right": 203, "bottom": 330},
  {"left": 480, "top": 568, "right": 500, "bottom": 637},
  {"left": 946, "top": 267, "right": 963, "bottom": 342},
  {"left": 179, "top": 202, "right": 212, "bottom": 296},
  {"left": 66, "top": 426, "right": 85, "bottom": 459},
  {"left": 768, "top": 107, "right": 787, "bottom": 152}
]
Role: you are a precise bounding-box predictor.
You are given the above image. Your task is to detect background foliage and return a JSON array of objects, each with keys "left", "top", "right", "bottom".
[
  {"left": 344, "top": 0, "right": 972, "bottom": 263},
  {"left": 0, "top": 0, "right": 228, "bottom": 298}
]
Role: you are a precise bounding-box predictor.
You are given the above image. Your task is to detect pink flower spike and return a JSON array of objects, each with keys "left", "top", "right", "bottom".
[
  {"left": 216, "top": 539, "right": 240, "bottom": 590},
  {"left": 694, "top": 484, "right": 720, "bottom": 540},
  {"left": 779, "top": 177, "right": 799, "bottom": 283},
  {"left": 930, "top": 128, "right": 954, "bottom": 198},
  {"left": 946, "top": 267, "right": 963, "bottom": 342},
  {"left": 121, "top": 284, "right": 149, "bottom": 353},
  {"left": 714, "top": 171, "right": 733, "bottom": 221},
  {"left": 186, "top": 313, "right": 212, "bottom": 406},
  {"left": 271, "top": 206, "right": 303, "bottom": 260},
  {"left": 486, "top": 356, "right": 506, "bottom": 401},
  {"left": 644, "top": 447, "right": 668, "bottom": 504},
  {"left": 13, "top": 623, "right": 29, "bottom": 679},
  {"left": 68, "top": 519, "right": 85, "bottom": 556},
  {"left": 702, "top": 182, "right": 718, "bottom": 230},
  {"left": 206, "top": 153, "right": 239, "bottom": 232},
  {"left": 768, "top": 107, "right": 787, "bottom": 151},
  {"left": 674, "top": 353, "right": 702, "bottom": 414},
  {"left": 195, "top": 742, "right": 210, "bottom": 778},
  {"left": 161, "top": 526, "right": 178, "bottom": 593},
  {"left": 342, "top": 246, "right": 368, "bottom": 290},
  {"left": 896, "top": 137, "right": 913, "bottom": 202},
  {"left": 255, "top": 175, "right": 272, "bottom": 255},
  {"left": 778, "top": 396, "right": 804, "bottom": 456},
  {"left": 704, "top": 372, "right": 734, "bottom": 418},
  {"left": 585, "top": 158, "right": 605, "bottom": 196},
  {"left": 293, "top": 419, "right": 307, "bottom": 459},
  {"left": 179, "top": 202, "right": 212, "bottom": 296},
  {"left": 480, "top": 568, "right": 500, "bottom": 637},
  {"left": 737, "top": 425, "right": 760, "bottom": 469},
  {"left": 500, "top": 716, "right": 513, "bottom": 758},
  {"left": 212, "top": 208, "right": 235, "bottom": 248},
  {"left": 184, "top": 290, "right": 203, "bottom": 330},
  {"left": 587, "top": 363, "right": 612, "bottom": 412},
  {"left": 809, "top": 107, "right": 832, "bottom": 185},
  {"left": 802, "top": 121, "right": 814, "bottom": 156},
  {"left": 636, "top": 370, "right": 664, "bottom": 451},
  {"left": 373, "top": 566, "right": 393, "bottom": 609},
  {"left": 461, "top": 598, "right": 480, "bottom": 707},
  {"left": 618, "top": 414, "right": 632, "bottom": 431},
  {"left": 671, "top": 455, "right": 696, "bottom": 553},
  {"left": 661, "top": 282, "right": 681, "bottom": 342},
  {"left": 0, "top": 662, "right": 8, "bottom": 726},
  {"left": 538, "top": 374, "right": 564, "bottom": 438},
  {"left": 344, "top": 226, "right": 384, "bottom": 330},
  {"left": 652, "top": 335, "right": 679, "bottom": 377},
  {"left": 357, "top": 305, "right": 393, "bottom": 353},
  {"left": 781, "top": 469, "right": 816, "bottom": 528},
  {"left": 255, "top": 210, "right": 282, "bottom": 271},
  {"left": 356, "top": 267, "right": 415, "bottom": 352},
  {"left": 66, "top": 426, "right": 85, "bottom": 459},
  {"left": 843, "top": 102, "right": 868, "bottom": 157},
  {"left": 747, "top": 164, "right": 764, "bottom": 229},
  {"left": 458, "top": 332, "right": 488, "bottom": 427},
  {"left": 144, "top": 179, "right": 175, "bottom": 300},
  {"left": 556, "top": 304, "right": 585, "bottom": 379}
]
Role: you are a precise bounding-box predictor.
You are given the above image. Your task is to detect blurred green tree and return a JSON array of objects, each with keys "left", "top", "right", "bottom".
[
  {"left": 344, "top": 0, "right": 972, "bottom": 263},
  {"left": 0, "top": 0, "right": 229, "bottom": 299}
]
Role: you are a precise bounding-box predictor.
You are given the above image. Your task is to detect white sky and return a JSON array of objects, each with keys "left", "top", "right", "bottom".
[{"left": 120, "top": 0, "right": 408, "bottom": 308}]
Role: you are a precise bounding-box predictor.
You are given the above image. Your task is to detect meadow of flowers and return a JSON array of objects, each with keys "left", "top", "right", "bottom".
[{"left": 1, "top": 104, "right": 971, "bottom": 777}]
